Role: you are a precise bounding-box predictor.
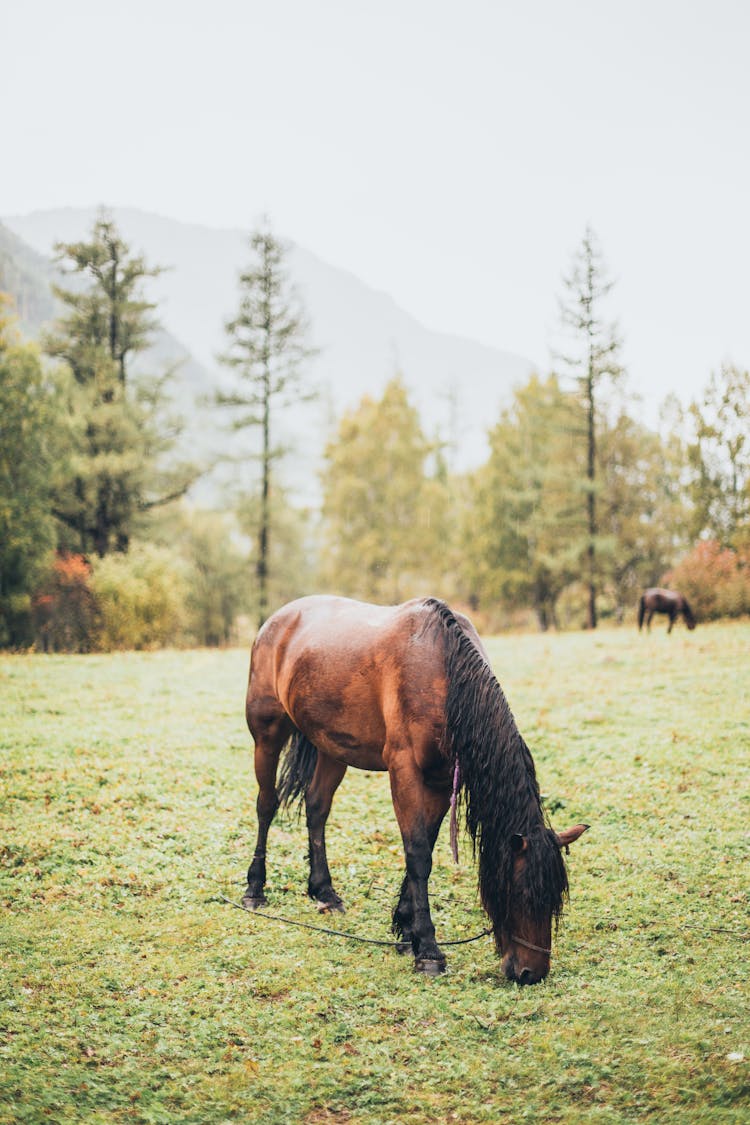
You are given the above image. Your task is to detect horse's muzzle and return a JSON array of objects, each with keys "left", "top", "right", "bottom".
[{"left": 501, "top": 951, "right": 550, "bottom": 985}]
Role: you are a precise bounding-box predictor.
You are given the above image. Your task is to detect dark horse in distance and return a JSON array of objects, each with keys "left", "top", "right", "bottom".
[
  {"left": 243, "top": 595, "right": 588, "bottom": 984},
  {"left": 638, "top": 588, "right": 696, "bottom": 633}
]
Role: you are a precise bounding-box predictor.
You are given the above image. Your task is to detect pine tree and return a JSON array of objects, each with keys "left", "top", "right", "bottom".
[
  {"left": 217, "top": 220, "right": 316, "bottom": 626},
  {"left": 555, "top": 227, "right": 623, "bottom": 628},
  {"left": 43, "top": 212, "right": 196, "bottom": 556}
]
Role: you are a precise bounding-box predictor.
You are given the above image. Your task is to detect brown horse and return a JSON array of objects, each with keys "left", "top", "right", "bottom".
[
  {"left": 638, "top": 588, "right": 696, "bottom": 633},
  {"left": 243, "top": 595, "right": 588, "bottom": 983}
]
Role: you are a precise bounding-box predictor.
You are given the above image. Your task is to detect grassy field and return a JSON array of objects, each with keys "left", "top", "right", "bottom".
[{"left": 1, "top": 620, "right": 748, "bottom": 1123}]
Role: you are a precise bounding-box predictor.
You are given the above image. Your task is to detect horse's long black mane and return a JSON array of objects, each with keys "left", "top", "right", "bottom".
[{"left": 423, "top": 598, "right": 568, "bottom": 941}]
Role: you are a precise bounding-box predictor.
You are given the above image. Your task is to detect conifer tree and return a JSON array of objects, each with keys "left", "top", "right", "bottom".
[
  {"left": 44, "top": 212, "right": 195, "bottom": 556},
  {"left": 555, "top": 227, "right": 623, "bottom": 628},
  {"left": 217, "top": 221, "right": 316, "bottom": 626}
]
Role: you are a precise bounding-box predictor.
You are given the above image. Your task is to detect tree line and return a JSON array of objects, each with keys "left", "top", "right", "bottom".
[{"left": 1, "top": 213, "right": 748, "bottom": 649}]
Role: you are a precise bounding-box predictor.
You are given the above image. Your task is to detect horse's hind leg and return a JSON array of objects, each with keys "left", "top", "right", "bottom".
[
  {"left": 243, "top": 711, "right": 293, "bottom": 909},
  {"left": 393, "top": 872, "right": 412, "bottom": 954},
  {"left": 305, "top": 754, "right": 347, "bottom": 913},
  {"left": 667, "top": 611, "right": 675, "bottom": 634}
]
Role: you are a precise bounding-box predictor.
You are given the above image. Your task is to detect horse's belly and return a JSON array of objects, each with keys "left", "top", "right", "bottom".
[
  {"left": 294, "top": 705, "right": 387, "bottom": 770},
  {"left": 313, "top": 729, "right": 388, "bottom": 772},
  {"left": 282, "top": 655, "right": 389, "bottom": 770}
]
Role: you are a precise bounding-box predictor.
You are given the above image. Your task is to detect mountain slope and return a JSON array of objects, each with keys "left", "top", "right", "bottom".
[
  {"left": 5, "top": 208, "right": 534, "bottom": 474},
  {"left": 0, "top": 221, "right": 55, "bottom": 332},
  {"left": 0, "top": 217, "right": 216, "bottom": 491}
]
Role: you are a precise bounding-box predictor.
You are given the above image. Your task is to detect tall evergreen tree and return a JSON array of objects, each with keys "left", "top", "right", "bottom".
[
  {"left": 555, "top": 227, "right": 623, "bottom": 628},
  {"left": 217, "top": 220, "right": 316, "bottom": 626},
  {"left": 46, "top": 215, "right": 160, "bottom": 388},
  {"left": 44, "top": 212, "right": 196, "bottom": 556}
]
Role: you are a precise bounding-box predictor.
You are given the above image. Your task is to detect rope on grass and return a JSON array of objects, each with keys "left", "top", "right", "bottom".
[{"left": 216, "top": 893, "right": 493, "bottom": 948}]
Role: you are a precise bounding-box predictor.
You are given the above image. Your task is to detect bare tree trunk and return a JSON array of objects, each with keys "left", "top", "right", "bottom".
[
  {"left": 257, "top": 365, "right": 271, "bottom": 628},
  {"left": 586, "top": 361, "right": 598, "bottom": 629}
]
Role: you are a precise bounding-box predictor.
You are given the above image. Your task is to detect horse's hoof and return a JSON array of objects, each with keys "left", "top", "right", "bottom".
[
  {"left": 415, "top": 957, "right": 446, "bottom": 976},
  {"left": 241, "top": 895, "right": 267, "bottom": 910},
  {"left": 315, "top": 899, "right": 345, "bottom": 914}
]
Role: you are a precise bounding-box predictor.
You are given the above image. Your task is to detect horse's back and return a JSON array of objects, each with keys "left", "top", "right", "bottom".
[
  {"left": 643, "top": 587, "right": 677, "bottom": 609},
  {"left": 251, "top": 595, "right": 429, "bottom": 674}
]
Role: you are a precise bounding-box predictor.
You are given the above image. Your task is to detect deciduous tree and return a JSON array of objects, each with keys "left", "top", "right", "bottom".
[
  {"left": 597, "top": 410, "right": 682, "bottom": 618},
  {"left": 466, "top": 374, "right": 583, "bottom": 629},
  {"left": 0, "top": 300, "right": 63, "bottom": 645},
  {"left": 688, "top": 363, "right": 750, "bottom": 545},
  {"left": 320, "top": 377, "right": 446, "bottom": 602}
]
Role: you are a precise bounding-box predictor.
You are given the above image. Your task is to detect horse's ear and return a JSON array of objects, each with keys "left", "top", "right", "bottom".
[
  {"left": 510, "top": 833, "right": 527, "bottom": 854},
  {"left": 555, "top": 823, "right": 590, "bottom": 850}
]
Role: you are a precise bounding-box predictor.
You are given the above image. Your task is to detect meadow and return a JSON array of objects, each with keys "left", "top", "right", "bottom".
[{"left": 1, "top": 620, "right": 748, "bottom": 1124}]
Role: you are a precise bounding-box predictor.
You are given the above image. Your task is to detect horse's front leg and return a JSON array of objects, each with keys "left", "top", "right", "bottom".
[
  {"left": 667, "top": 611, "right": 675, "bottom": 633},
  {"left": 392, "top": 815, "right": 444, "bottom": 957},
  {"left": 389, "top": 764, "right": 450, "bottom": 974},
  {"left": 305, "top": 754, "right": 347, "bottom": 912}
]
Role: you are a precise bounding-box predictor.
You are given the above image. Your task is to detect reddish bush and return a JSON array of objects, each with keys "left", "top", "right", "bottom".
[
  {"left": 664, "top": 540, "right": 750, "bottom": 621},
  {"left": 32, "top": 554, "right": 99, "bottom": 652}
]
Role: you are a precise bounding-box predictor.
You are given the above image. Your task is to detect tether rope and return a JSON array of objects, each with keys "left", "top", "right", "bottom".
[{"left": 217, "top": 893, "right": 494, "bottom": 947}]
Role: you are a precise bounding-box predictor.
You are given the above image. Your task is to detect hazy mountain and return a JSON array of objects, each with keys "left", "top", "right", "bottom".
[
  {"left": 0, "top": 221, "right": 55, "bottom": 332},
  {"left": 4, "top": 208, "right": 534, "bottom": 489},
  {"left": 0, "top": 217, "right": 210, "bottom": 404}
]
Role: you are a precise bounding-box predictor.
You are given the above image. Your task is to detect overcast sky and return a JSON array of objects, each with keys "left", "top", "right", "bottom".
[{"left": 4, "top": 0, "right": 749, "bottom": 421}]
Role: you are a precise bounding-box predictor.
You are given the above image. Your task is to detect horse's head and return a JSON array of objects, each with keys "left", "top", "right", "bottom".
[{"left": 497, "top": 822, "right": 589, "bottom": 985}]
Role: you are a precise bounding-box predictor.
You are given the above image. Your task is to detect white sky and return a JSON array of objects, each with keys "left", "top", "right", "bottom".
[{"left": 4, "top": 0, "right": 750, "bottom": 421}]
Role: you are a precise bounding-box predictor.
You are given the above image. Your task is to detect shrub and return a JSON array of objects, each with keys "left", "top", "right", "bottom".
[
  {"left": 179, "top": 512, "right": 248, "bottom": 646},
  {"left": 90, "top": 545, "right": 189, "bottom": 650},
  {"left": 32, "top": 554, "right": 99, "bottom": 652},
  {"left": 663, "top": 540, "right": 750, "bottom": 621}
]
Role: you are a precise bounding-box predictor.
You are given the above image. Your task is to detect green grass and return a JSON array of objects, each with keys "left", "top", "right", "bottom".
[{"left": 1, "top": 622, "right": 748, "bottom": 1123}]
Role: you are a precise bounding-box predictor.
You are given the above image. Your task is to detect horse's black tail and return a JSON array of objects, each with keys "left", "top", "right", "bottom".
[
  {"left": 637, "top": 595, "right": 645, "bottom": 631},
  {"left": 276, "top": 729, "right": 318, "bottom": 811}
]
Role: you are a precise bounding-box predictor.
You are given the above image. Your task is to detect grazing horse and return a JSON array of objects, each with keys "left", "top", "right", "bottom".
[
  {"left": 243, "top": 595, "right": 588, "bottom": 983},
  {"left": 638, "top": 588, "right": 696, "bottom": 633}
]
